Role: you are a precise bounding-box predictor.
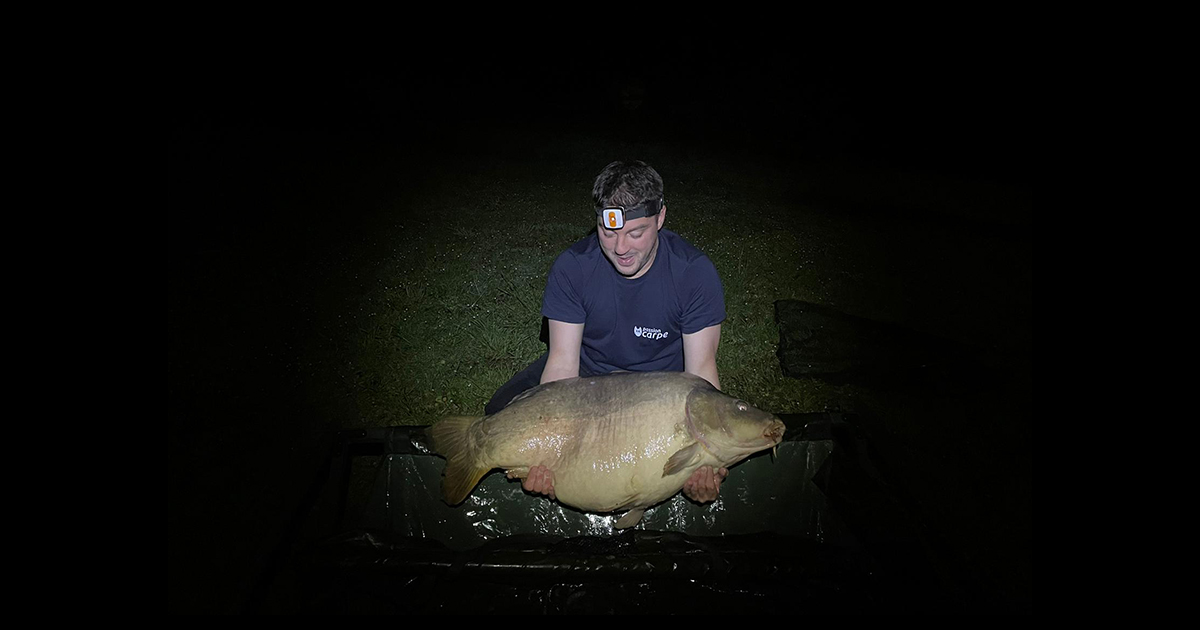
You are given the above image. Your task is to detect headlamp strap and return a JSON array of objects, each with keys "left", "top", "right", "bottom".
[{"left": 597, "top": 197, "right": 663, "bottom": 230}]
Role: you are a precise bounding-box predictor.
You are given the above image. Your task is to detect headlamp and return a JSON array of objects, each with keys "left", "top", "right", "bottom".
[{"left": 597, "top": 197, "right": 663, "bottom": 230}]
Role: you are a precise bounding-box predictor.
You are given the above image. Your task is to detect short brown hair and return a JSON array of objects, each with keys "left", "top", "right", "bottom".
[{"left": 592, "top": 160, "right": 664, "bottom": 210}]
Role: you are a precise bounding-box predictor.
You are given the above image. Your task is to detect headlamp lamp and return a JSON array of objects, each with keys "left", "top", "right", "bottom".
[{"left": 597, "top": 197, "right": 664, "bottom": 230}]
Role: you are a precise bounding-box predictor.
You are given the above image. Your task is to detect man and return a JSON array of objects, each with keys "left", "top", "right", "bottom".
[{"left": 486, "top": 160, "right": 728, "bottom": 503}]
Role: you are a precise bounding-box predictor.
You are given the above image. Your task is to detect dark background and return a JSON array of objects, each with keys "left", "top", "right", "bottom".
[{"left": 169, "top": 39, "right": 1028, "bottom": 613}]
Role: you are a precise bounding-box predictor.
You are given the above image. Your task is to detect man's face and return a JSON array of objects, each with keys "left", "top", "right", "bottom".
[{"left": 597, "top": 209, "right": 666, "bottom": 279}]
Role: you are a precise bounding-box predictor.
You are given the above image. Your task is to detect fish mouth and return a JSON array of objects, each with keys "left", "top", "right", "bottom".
[
  {"left": 764, "top": 418, "right": 786, "bottom": 460},
  {"left": 726, "top": 418, "right": 787, "bottom": 461},
  {"left": 764, "top": 418, "right": 786, "bottom": 444}
]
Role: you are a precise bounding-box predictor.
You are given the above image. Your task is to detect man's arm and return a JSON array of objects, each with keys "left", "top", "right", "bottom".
[
  {"left": 682, "top": 323, "right": 725, "bottom": 502},
  {"left": 541, "top": 320, "right": 584, "bottom": 384},
  {"left": 519, "top": 319, "right": 583, "bottom": 499},
  {"left": 682, "top": 323, "right": 722, "bottom": 390}
]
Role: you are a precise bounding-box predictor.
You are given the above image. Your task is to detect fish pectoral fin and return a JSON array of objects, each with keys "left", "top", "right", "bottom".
[
  {"left": 504, "top": 467, "right": 530, "bottom": 479},
  {"left": 614, "top": 508, "right": 646, "bottom": 529},
  {"left": 662, "top": 442, "right": 704, "bottom": 477}
]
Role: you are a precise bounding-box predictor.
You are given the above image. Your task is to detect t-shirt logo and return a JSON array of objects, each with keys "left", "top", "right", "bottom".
[{"left": 633, "top": 326, "right": 669, "bottom": 340}]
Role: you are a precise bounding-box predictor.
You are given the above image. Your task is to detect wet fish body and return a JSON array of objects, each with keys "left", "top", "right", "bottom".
[{"left": 428, "top": 371, "right": 785, "bottom": 528}]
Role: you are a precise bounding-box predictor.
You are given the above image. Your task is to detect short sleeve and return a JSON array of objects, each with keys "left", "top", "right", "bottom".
[
  {"left": 542, "top": 251, "right": 587, "bottom": 324},
  {"left": 680, "top": 255, "right": 725, "bottom": 334}
]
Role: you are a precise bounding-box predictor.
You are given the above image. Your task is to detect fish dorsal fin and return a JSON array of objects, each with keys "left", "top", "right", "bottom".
[
  {"left": 505, "top": 382, "right": 549, "bottom": 407},
  {"left": 506, "top": 389, "right": 535, "bottom": 407},
  {"left": 662, "top": 442, "right": 704, "bottom": 477},
  {"left": 614, "top": 508, "right": 645, "bottom": 529}
]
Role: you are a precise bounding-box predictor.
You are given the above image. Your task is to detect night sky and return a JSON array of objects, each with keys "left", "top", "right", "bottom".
[{"left": 173, "top": 39, "right": 1022, "bottom": 177}]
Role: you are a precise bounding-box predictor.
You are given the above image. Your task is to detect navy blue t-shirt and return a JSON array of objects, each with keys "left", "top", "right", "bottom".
[{"left": 541, "top": 229, "right": 726, "bottom": 375}]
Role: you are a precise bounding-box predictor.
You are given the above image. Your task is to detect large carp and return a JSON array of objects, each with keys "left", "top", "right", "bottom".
[{"left": 428, "top": 371, "right": 786, "bottom": 528}]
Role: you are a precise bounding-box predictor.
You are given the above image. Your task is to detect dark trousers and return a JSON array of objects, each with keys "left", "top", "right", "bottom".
[{"left": 484, "top": 353, "right": 600, "bottom": 415}]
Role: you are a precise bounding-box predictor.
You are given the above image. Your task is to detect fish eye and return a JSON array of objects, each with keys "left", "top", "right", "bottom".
[{"left": 736, "top": 401, "right": 748, "bottom": 412}]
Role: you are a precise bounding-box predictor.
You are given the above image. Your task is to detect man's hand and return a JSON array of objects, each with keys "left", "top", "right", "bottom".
[
  {"left": 682, "top": 465, "right": 728, "bottom": 503},
  {"left": 509, "top": 465, "right": 556, "bottom": 501}
]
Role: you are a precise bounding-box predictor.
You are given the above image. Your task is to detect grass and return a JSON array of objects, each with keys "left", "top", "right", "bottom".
[{"left": 340, "top": 126, "right": 1029, "bottom": 428}]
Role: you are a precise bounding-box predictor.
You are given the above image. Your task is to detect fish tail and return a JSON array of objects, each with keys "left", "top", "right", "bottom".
[{"left": 428, "top": 416, "right": 491, "bottom": 505}]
